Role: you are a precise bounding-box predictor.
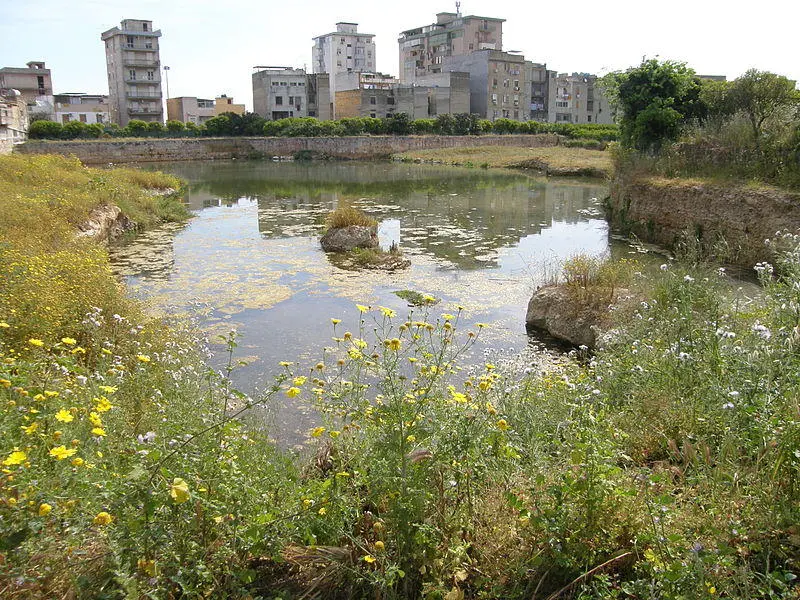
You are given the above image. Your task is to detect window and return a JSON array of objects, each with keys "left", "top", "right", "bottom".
[
  {"left": 126, "top": 36, "right": 134, "bottom": 48},
  {"left": 129, "top": 69, "right": 136, "bottom": 80},
  {"left": 79, "top": 114, "right": 87, "bottom": 123},
  {"left": 492, "top": 78, "right": 497, "bottom": 88},
  {"left": 145, "top": 41, "right": 152, "bottom": 49},
  {"left": 503, "top": 79, "right": 509, "bottom": 87},
  {"left": 147, "top": 70, "right": 154, "bottom": 80},
  {"left": 503, "top": 95, "right": 509, "bottom": 103},
  {"left": 491, "top": 93, "right": 497, "bottom": 105},
  {"left": 587, "top": 115, "right": 592, "bottom": 122},
  {"left": 387, "top": 96, "right": 395, "bottom": 105},
  {"left": 275, "top": 96, "right": 283, "bottom": 105},
  {"left": 586, "top": 100, "right": 594, "bottom": 111},
  {"left": 62, "top": 114, "right": 71, "bottom": 123},
  {"left": 97, "top": 114, "right": 104, "bottom": 124},
  {"left": 369, "top": 96, "right": 376, "bottom": 105},
  {"left": 514, "top": 110, "right": 519, "bottom": 119},
  {"left": 271, "top": 81, "right": 279, "bottom": 86},
  {"left": 142, "top": 22, "right": 148, "bottom": 31},
  {"left": 513, "top": 80, "right": 519, "bottom": 90},
  {"left": 370, "top": 112, "right": 376, "bottom": 118}
]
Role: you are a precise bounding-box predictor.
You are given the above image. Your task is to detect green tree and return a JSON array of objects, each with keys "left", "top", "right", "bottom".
[
  {"left": 166, "top": 120, "right": 186, "bottom": 134},
  {"left": 27, "top": 120, "right": 62, "bottom": 139},
  {"left": 604, "top": 59, "right": 706, "bottom": 152},
  {"left": 125, "top": 120, "right": 149, "bottom": 137},
  {"left": 728, "top": 69, "right": 800, "bottom": 148}
]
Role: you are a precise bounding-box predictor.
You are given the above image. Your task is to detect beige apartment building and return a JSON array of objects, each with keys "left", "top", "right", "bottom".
[
  {"left": 53, "top": 93, "right": 110, "bottom": 125},
  {"left": 312, "top": 23, "right": 376, "bottom": 115},
  {"left": 0, "top": 61, "right": 55, "bottom": 120},
  {"left": 101, "top": 19, "right": 163, "bottom": 126},
  {"left": 547, "top": 73, "right": 613, "bottom": 125},
  {"left": 252, "top": 67, "right": 331, "bottom": 120},
  {"left": 166, "top": 97, "right": 216, "bottom": 124},
  {"left": 215, "top": 95, "right": 245, "bottom": 115},
  {"left": 0, "top": 90, "right": 29, "bottom": 141},
  {"left": 398, "top": 12, "right": 504, "bottom": 83}
]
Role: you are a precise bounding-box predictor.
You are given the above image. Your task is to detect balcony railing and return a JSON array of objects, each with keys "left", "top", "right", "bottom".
[
  {"left": 126, "top": 91, "right": 161, "bottom": 98},
  {"left": 123, "top": 59, "right": 160, "bottom": 67},
  {"left": 128, "top": 107, "right": 163, "bottom": 115},
  {"left": 124, "top": 77, "right": 161, "bottom": 84},
  {"left": 124, "top": 44, "right": 157, "bottom": 51}
]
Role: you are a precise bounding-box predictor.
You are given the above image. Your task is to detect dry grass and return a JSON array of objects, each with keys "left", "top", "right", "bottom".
[
  {"left": 395, "top": 145, "right": 613, "bottom": 177},
  {"left": 325, "top": 202, "right": 377, "bottom": 229}
]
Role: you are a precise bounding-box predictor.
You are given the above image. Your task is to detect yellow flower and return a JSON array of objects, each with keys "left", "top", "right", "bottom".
[
  {"left": 94, "top": 397, "right": 112, "bottom": 412},
  {"left": 310, "top": 426, "right": 326, "bottom": 438},
  {"left": 89, "top": 412, "right": 102, "bottom": 427},
  {"left": 28, "top": 339, "right": 44, "bottom": 347},
  {"left": 496, "top": 419, "right": 509, "bottom": 431},
  {"left": 137, "top": 558, "right": 157, "bottom": 576},
  {"left": 476, "top": 323, "right": 487, "bottom": 329},
  {"left": 38, "top": 503, "right": 52, "bottom": 517},
  {"left": 363, "top": 554, "right": 376, "bottom": 564},
  {"left": 49, "top": 446, "right": 77, "bottom": 460},
  {"left": 329, "top": 430, "right": 341, "bottom": 438},
  {"left": 378, "top": 307, "right": 396, "bottom": 318},
  {"left": 71, "top": 457, "right": 84, "bottom": 467},
  {"left": 286, "top": 387, "right": 301, "bottom": 398},
  {"left": 3, "top": 450, "right": 26, "bottom": 466},
  {"left": 331, "top": 318, "right": 341, "bottom": 325},
  {"left": 374, "top": 540, "right": 385, "bottom": 551},
  {"left": 388, "top": 338, "right": 401, "bottom": 351},
  {"left": 318, "top": 507, "right": 327, "bottom": 515},
  {"left": 44, "top": 390, "right": 59, "bottom": 398},
  {"left": 136, "top": 354, "right": 151, "bottom": 363},
  {"left": 61, "top": 337, "right": 76, "bottom": 346},
  {"left": 98, "top": 385, "right": 117, "bottom": 394},
  {"left": 406, "top": 435, "right": 416, "bottom": 443},
  {"left": 0, "top": 378, "right": 10, "bottom": 388},
  {"left": 169, "top": 478, "right": 190, "bottom": 504},
  {"left": 279, "top": 361, "right": 293, "bottom": 367},
  {"left": 356, "top": 304, "right": 369, "bottom": 313},
  {"left": 55, "top": 409, "right": 74, "bottom": 423},
  {"left": 485, "top": 402, "right": 497, "bottom": 415},
  {"left": 442, "top": 313, "right": 455, "bottom": 321},
  {"left": 292, "top": 376, "right": 307, "bottom": 386},
  {"left": 93, "top": 511, "right": 113, "bottom": 525},
  {"left": 21, "top": 423, "right": 39, "bottom": 435},
  {"left": 0, "top": 321, "right": 10, "bottom": 328},
  {"left": 91, "top": 427, "right": 107, "bottom": 437}
]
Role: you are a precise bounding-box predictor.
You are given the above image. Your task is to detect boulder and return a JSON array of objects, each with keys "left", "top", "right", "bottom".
[
  {"left": 77, "top": 204, "right": 135, "bottom": 242},
  {"left": 526, "top": 285, "right": 606, "bottom": 348},
  {"left": 320, "top": 225, "right": 379, "bottom": 253}
]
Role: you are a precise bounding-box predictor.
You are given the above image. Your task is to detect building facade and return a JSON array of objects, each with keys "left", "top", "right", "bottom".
[
  {"left": 443, "top": 50, "right": 529, "bottom": 121},
  {"left": 547, "top": 73, "right": 613, "bottom": 124},
  {"left": 526, "top": 62, "right": 552, "bottom": 122},
  {"left": 166, "top": 97, "right": 216, "bottom": 124},
  {"left": 0, "top": 61, "right": 54, "bottom": 120},
  {"left": 53, "top": 93, "right": 110, "bottom": 125},
  {"left": 252, "top": 67, "right": 331, "bottom": 120},
  {"left": 398, "top": 12, "right": 504, "bottom": 83},
  {"left": 0, "top": 90, "right": 29, "bottom": 141},
  {"left": 214, "top": 95, "right": 245, "bottom": 115},
  {"left": 101, "top": 19, "right": 164, "bottom": 126},
  {"left": 312, "top": 23, "right": 375, "bottom": 115}
]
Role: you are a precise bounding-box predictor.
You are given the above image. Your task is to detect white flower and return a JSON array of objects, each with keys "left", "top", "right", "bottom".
[
  {"left": 722, "top": 402, "right": 735, "bottom": 409},
  {"left": 728, "top": 390, "right": 740, "bottom": 398},
  {"left": 752, "top": 323, "right": 771, "bottom": 340},
  {"left": 660, "top": 264, "right": 669, "bottom": 271},
  {"left": 683, "top": 275, "right": 695, "bottom": 283}
]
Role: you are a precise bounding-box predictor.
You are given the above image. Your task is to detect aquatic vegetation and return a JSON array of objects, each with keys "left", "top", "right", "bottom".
[{"left": 325, "top": 201, "right": 378, "bottom": 229}]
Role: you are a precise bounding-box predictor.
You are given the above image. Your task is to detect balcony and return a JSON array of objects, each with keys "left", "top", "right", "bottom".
[
  {"left": 126, "top": 91, "right": 161, "bottom": 99},
  {"left": 124, "top": 44, "right": 157, "bottom": 51},
  {"left": 128, "top": 107, "right": 163, "bottom": 115},
  {"left": 124, "top": 77, "right": 161, "bottom": 84},
  {"left": 123, "top": 58, "right": 160, "bottom": 67}
]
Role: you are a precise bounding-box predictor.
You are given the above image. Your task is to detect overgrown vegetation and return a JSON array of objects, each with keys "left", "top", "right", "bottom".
[
  {"left": 603, "top": 60, "right": 800, "bottom": 188},
  {"left": 2, "top": 154, "right": 799, "bottom": 598},
  {"left": 27, "top": 112, "right": 619, "bottom": 143},
  {"left": 325, "top": 202, "right": 378, "bottom": 230}
]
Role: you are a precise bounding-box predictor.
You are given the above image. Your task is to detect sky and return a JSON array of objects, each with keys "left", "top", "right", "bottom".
[{"left": 3, "top": 0, "right": 799, "bottom": 112}]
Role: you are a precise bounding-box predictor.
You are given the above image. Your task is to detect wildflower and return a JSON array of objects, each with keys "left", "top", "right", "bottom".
[
  {"left": 442, "top": 313, "right": 455, "bottom": 321},
  {"left": 752, "top": 323, "right": 771, "bottom": 340},
  {"left": 3, "top": 450, "right": 27, "bottom": 466},
  {"left": 318, "top": 507, "right": 327, "bottom": 515},
  {"left": 336, "top": 471, "right": 351, "bottom": 478},
  {"left": 44, "top": 390, "right": 58, "bottom": 398},
  {"left": 71, "top": 457, "right": 85, "bottom": 467},
  {"left": 683, "top": 275, "right": 695, "bottom": 283},
  {"left": 374, "top": 540, "right": 385, "bottom": 551},
  {"left": 310, "top": 426, "right": 326, "bottom": 438},
  {"left": 315, "top": 362, "right": 325, "bottom": 371},
  {"left": 388, "top": 338, "right": 401, "bottom": 351},
  {"left": 363, "top": 555, "right": 376, "bottom": 564},
  {"left": 169, "top": 478, "right": 190, "bottom": 504},
  {"left": 496, "top": 419, "right": 509, "bottom": 431},
  {"left": 356, "top": 304, "right": 370, "bottom": 313},
  {"left": 476, "top": 323, "right": 487, "bottom": 329},
  {"left": 136, "top": 354, "right": 151, "bottom": 363},
  {"left": 722, "top": 402, "right": 735, "bottom": 409},
  {"left": 137, "top": 559, "right": 157, "bottom": 576},
  {"left": 331, "top": 318, "right": 341, "bottom": 325},
  {"left": 485, "top": 402, "right": 497, "bottom": 415},
  {"left": 91, "top": 428, "right": 107, "bottom": 437},
  {"left": 286, "top": 387, "right": 301, "bottom": 398},
  {"left": 49, "top": 446, "right": 77, "bottom": 460},
  {"left": 55, "top": 409, "right": 74, "bottom": 423},
  {"left": 38, "top": 503, "right": 52, "bottom": 517},
  {"left": 378, "top": 306, "right": 396, "bottom": 318},
  {"left": 89, "top": 412, "right": 103, "bottom": 427},
  {"left": 21, "top": 422, "right": 38, "bottom": 435},
  {"left": 95, "top": 397, "right": 112, "bottom": 413},
  {"left": 302, "top": 498, "right": 313, "bottom": 508},
  {"left": 61, "top": 337, "right": 77, "bottom": 346},
  {"left": 0, "top": 378, "right": 10, "bottom": 388},
  {"left": 329, "top": 430, "right": 341, "bottom": 438},
  {"left": 660, "top": 264, "right": 669, "bottom": 271},
  {"left": 406, "top": 435, "right": 416, "bottom": 443},
  {"left": 98, "top": 385, "right": 117, "bottom": 394},
  {"left": 137, "top": 431, "right": 156, "bottom": 444},
  {"left": 0, "top": 321, "right": 9, "bottom": 328},
  {"left": 293, "top": 376, "right": 307, "bottom": 386},
  {"left": 93, "top": 511, "right": 113, "bottom": 525},
  {"left": 279, "top": 361, "right": 293, "bottom": 367},
  {"left": 28, "top": 339, "right": 44, "bottom": 347}
]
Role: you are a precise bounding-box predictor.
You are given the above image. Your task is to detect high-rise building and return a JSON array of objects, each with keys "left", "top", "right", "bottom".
[
  {"left": 547, "top": 73, "right": 613, "bottom": 125},
  {"left": 252, "top": 67, "right": 331, "bottom": 120},
  {"left": 101, "top": 19, "right": 163, "bottom": 126},
  {"left": 312, "top": 23, "right": 375, "bottom": 116},
  {"left": 398, "top": 12, "right": 504, "bottom": 83}
]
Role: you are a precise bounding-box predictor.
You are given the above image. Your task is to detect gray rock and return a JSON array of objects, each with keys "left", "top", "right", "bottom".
[
  {"left": 320, "top": 225, "right": 378, "bottom": 252},
  {"left": 525, "top": 285, "right": 602, "bottom": 348}
]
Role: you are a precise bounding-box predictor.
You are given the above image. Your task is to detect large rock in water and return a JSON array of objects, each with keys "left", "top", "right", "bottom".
[
  {"left": 526, "top": 285, "right": 605, "bottom": 348},
  {"left": 320, "top": 225, "right": 379, "bottom": 252}
]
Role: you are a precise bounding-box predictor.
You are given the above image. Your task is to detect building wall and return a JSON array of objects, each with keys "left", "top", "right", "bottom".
[
  {"left": 548, "top": 73, "right": 613, "bottom": 125},
  {"left": 0, "top": 93, "right": 29, "bottom": 140},
  {"left": 101, "top": 19, "right": 163, "bottom": 126},
  {"left": 526, "top": 62, "right": 552, "bottom": 122},
  {"left": 0, "top": 62, "right": 55, "bottom": 120},
  {"left": 312, "top": 23, "right": 376, "bottom": 115},
  {"left": 214, "top": 96, "right": 245, "bottom": 115},
  {"left": 54, "top": 94, "right": 110, "bottom": 125},
  {"left": 166, "top": 97, "right": 215, "bottom": 124},
  {"left": 253, "top": 69, "right": 330, "bottom": 120}
]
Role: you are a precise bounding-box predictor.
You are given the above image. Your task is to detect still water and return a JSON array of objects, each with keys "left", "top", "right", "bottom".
[{"left": 109, "top": 160, "right": 629, "bottom": 438}]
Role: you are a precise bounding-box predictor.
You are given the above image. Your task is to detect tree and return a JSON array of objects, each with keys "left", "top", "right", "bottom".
[
  {"left": 166, "top": 120, "right": 186, "bottom": 134},
  {"left": 603, "top": 59, "right": 705, "bottom": 152},
  {"left": 27, "top": 120, "right": 62, "bottom": 139},
  {"left": 728, "top": 69, "right": 800, "bottom": 148}
]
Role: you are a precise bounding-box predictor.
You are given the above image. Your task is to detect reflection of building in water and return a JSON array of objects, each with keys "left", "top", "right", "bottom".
[{"left": 108, "top": 222, "right": 186, "bottom": 282}]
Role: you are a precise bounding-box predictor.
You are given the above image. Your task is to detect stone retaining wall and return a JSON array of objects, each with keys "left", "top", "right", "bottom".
[
  {"left": 14, "top": 134, "right": 561, "bottom": 164},
  {"left": 0, "top": 139, "right": 15, "bottom": 156}
]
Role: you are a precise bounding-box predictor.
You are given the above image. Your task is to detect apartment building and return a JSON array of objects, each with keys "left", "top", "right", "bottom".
[
  {"left": 0, "top": 89, "right": 29, "bottom": 141},
  {"left": 312, "top": 23, "right": 376, "bottom": 115},
  {"left": 166, "top": 97, "right": 216, "bottom": 124},
  {"left": 101, "top": 19, "right": 163, "bottom": 126},
  {"left": 214, "top": 95, "right": 245, "bottom": 116},
  {"left": 547, "top": 73, "right": 613, "bottom": 125},
  {"left": 398, "top": 12, "right": 504, "bottom": 83},
  {"left": 54, "top": 93, "right": 110, "bottom": 124},
  {"left": 0, "top": 61, "right": 54, "bottom": 120},
  {"left": 252, "top": 67, "right": 331, "bottom": 120},
  {"left": 444, "top": 50, "right": 529, "bottom": 121},
  {"left": 526, "top": 62, "right": 552, "bottom": 122}
]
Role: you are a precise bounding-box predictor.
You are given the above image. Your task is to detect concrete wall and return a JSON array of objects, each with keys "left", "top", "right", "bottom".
[
  {"left": 16, "top": 134, "right": 561, "bottom": 164},
  {"left": 0, "top": 139, "right": 15, "bottom": 155}
]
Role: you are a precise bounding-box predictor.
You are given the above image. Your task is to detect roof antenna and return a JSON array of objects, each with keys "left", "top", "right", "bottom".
[{"left": 456, "top": 1, "right": 461, "bottom": 15}]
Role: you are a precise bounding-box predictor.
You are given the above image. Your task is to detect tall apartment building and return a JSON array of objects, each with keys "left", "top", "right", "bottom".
[
  {"left": 444, "top": 50, "right": 529, "bottom": 121},
  {"left": 547, "top": 73, "right": 613, "bottom": 124},
  {"left": 101, "top": 19, "right": 163, "bottom": 126},
  {"left": 0, "top": 61, "right": 55, "bottom": 120},
  {"left": 526, "top": 62, "right": 552, "bottom": 122},
  {"left": 312, "top": 23, "right": 375, "bottom": 115},
  {"left": 54, "top": 93, "right": 110, "bottom": 125},
  {"left": 252, "top": 67, "right": 331, "bottom": 120},
  {"left": 398, "top": 12, "right": 504, "bottom": 83}
]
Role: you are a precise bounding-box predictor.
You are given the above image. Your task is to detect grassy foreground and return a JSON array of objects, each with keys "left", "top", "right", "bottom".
[
  {"left": 395, "top": 146, "right": 613, "bottom": 177},
  {"left": 1, "top": 155, "right": 799, "bottom": 599}
]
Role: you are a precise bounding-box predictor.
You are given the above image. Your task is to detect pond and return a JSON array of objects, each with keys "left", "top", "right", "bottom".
[{"left": 109, "top": 160, "right": 636, "bottom": 440}]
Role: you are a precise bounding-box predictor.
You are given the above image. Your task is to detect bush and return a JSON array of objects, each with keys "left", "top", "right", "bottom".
[
  {"left": 27, "top": 120, "right": 63, "bottom": 139},
  {"left": 325, "top": 201, "right": 378, "bottom": 229},
  {"left": 166, "top": 119, "right": 186, "bottom": 133}
]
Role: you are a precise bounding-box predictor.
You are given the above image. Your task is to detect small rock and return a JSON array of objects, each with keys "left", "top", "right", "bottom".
[{"left": 320, "top": 225, "right": 379, "bottom": 253}]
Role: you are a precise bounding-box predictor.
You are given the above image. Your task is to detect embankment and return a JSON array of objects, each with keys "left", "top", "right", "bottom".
[
  {"left": 608, "top": 176, "right": 800, "bottom": 266},
  {"left": 15, "top": 134, "right": 560, "bottom": 165}
]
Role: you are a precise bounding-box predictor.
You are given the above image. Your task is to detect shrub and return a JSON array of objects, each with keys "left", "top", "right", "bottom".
[
  {"left": 166, "top": 119, "right": 186, "bottom": 133},
  {"left": 27, "top": 120, "right": 63, "bottom": 139},
  {"left": 325, "top": 202, "right": 377, "bottom": 229}
]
